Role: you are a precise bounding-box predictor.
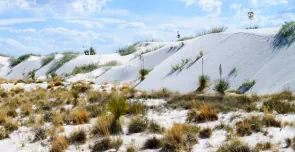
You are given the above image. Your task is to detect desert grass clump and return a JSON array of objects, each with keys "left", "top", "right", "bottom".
[
  {"left": 217, "top": 139, "right": 252, "bottom": 152},
  {"left": 196, "top": 75, "right": 210, "bottom": 92},
  {"left": 128, "top": 116, "right": 148, "bottom": 134},
  {"left": 91, "top": 114, "right": 113, "bottom": 137},
  {"left": 91, "top": 137, "right": 123, "bottom": 152},
  {"left": 71, "top": 107, "right": 89, "bottom": 125},
  {"left": 118, "top": 43, "right": 138, "bottom": 56},
  {"left": 263, "top": 100, "right": 295, "bottom": 114},
  {"left": 68, "top": 129, "right": 87, "bottom": 144},
  {"left": 126, "top": 144, "right": 138, "bottom": 152},
  {"left": 214, "top": 79, "right": 229, "bottom": 94},
  {"left": 86, "top": 104, "right": 104, "bottom": 118},
  {"left": 3, "top": 117, "right": 19, "bottom": 133},
  {"left": 21, "top": 103, "right": 32, "bottom": 116},
  {"left": 255, "top": 142, "right": 272, "bottom": 151},
  {"left": 273, "top": 21, "right": 295, "bottom": 48},
  {"left": 0, "top": 128, "right": 9, "bottom": 140},
  {"left": 186, "top": 103, "right": 218, "bottom": 123},
  {"left": 263, "top": 114, "right": 281, "bottom": 128},
  {"left": 128, "top": 102, "right": 147, "bottom": 116},
  {"left": 52, "top": 112, "right": 64, "bottom": 127},
  {"left": 33, "top": 127, "right": 47, "bottom": 142},
  {"left": 107, "top": 92, "right": 129, "bottom": 134},
  {"left": 50, "top": 136, "right": 68, "bottom": 152},
  {"left": 148, "top": 121, "right": 164, "bottom": 133},
  {"left": 10, "top": 87, "right": 25, "bottom": 94},
  {"left": 199, "top": 128, "right": 212, "bottom": 139},
  {"left": 0, "top": 88, "right": 8, "bottom": 98},
  {"left": 0, "top": 112, "right": 7, "bottom": 125},
  {"left": 162, "top": 124, "right": 199, "bottom": 152},
  {"left": 236, "top": 116, "right": 262, "bottom": 136},
  {"left": 143, "top": 137, "right": 163, "bottom": 149}
]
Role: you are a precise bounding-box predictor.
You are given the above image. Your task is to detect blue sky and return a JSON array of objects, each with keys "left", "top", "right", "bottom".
[{"left": 0, "top": 0, "right": 294, "bottom": 56}]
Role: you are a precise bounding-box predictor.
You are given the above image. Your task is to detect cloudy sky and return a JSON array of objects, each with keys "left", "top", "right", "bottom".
[{"left": 0, "top": 0, "right": 294, "bottom": 56}]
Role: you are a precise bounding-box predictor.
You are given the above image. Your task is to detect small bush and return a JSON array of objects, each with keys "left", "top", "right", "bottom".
[
  {"left": 214, "top": 79, "right": 229, "bottom": 94},
  {"left": 128, "top": 117, "right": 148, "bottom": 134},
  {"left": 92, "top": 137, "right": 123, "bottom": 152},
  {"left": 238, "top": 80, "right": 256, "bottom": 94},
  {"left": 126, "top": 144, "right": 138, "bottom": 152},
  {"left": 68, "top": 129, "right": 87, "bottom": 144},
  {"left": 71, "top": 63, "right": 99, "bottom": 75},
  {"left": 196, "top": 75, "right": 209, "bottom": 92},
  {"left": 41, "top": 54, "right": 55, "bottom": 67},
  {"left": 10, "top": 54, "right": 32, "bottom": 67},
  {"left": 217, "top": 139, "right": 252, "bottom": 152},
  {"left": 86, "top": 104, "right": 104, "bottom": 118},
  {"left": 47, "top": 52, "right": 78, "bottom": 74},
  {"left": 71, "top": 107, "right": 89, "bottom": 125},
  {"left": 199, "top": 128, "right": 212, "bottom": 139},
  {"left": 50, "top": 136, "right": 68, "bottom": 152},
  {"left": 236, "top": 116, "right": 262, "bottom": 136},
  {"left": 143, "top": 137, "right": 162, "bottom": 149}
]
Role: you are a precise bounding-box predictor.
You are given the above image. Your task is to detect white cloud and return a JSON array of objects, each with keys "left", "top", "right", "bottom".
[
  {"left": 71, "top": 0, "right": 111, "bottom": 13},
  {"left": 249, "top": 0, "right": 289, "bottom": 7},
  {"left": 180, "top": 0, "right": 197, "bottom": 7},
  {"left": 65, "top": 20, "right": 103, "bottom": 28},
  {"left": 0, "top": 18, "right": 45, "bottom": 25},
  {"left": 0, "top": 38, "right": 40, "bottom": 54},
  {"left": 158, "top": 24, "right": 178, "bottom": 32},
  {"left": 198, "top": 0, "right": 222, "bottom": 16},
  {"left": 119, "top": 22, "right": 146, "bottom": 29}
]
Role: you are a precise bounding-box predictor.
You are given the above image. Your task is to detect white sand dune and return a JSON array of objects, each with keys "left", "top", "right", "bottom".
[{"left": 1, "top": 28, "right": 295, "bottom": 94}]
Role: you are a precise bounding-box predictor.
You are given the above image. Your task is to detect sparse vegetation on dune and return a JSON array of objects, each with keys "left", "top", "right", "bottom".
[
  {"left": 178, "top": 26, "right": 227, "bottom": 41},
  {"left": 10, "top": 54, "right": 34, "bottom": 67},
  {"left": 71, "top": 63, "right": 99, "bottom": 75},
  {"left": 117, "top": 42, "right": 139, "bottom": 56},
  {"left": 273, "top": 21, "right": 295, "bottom": 48},
  {"left": 47, "top": 52, "right": 78, "bottom": 74},
  {"left": 41, "top": 54, "right": 55, "bottom": 67}
]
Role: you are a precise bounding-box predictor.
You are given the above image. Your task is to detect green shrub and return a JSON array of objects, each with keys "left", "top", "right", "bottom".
[
  {"left": 236, "top": 116, "right": 263, "bottom": 136},
  {"left": 118, "top": 43, "right": 138, "bottom": 56},
  {"left": 214, "top": 79, "right": 229, "bottom": 94},
  {"left": 171, "top": 58, "right": 191, "bottom": 72},
  {"left": 41, "top": 54, "right": 55, "bottom": 67},
  {"left": 139, "top": 69, "right": 150, "bottom": 81},
  {"left": 128, "top": 117, "right": 148, "bottom": 134},
  {"left": 47, "top": 52, "right": 78, "bottom": 74},
  {"left": 142, "top": 137, "right": 162, "bottom": 149},
  {"left": 102, "top": 60, "right": 120, "bottom": 67},
  {"left": 10, "top": 54, "right": 32, "bottom": 67},
  {"left": 71, "top": 63, "right": 99, "bottom": 75},
  {"left": 274, "top": 21, "right": 295, "bottom": 47},
  {"left": 238, "top": 80, "right": 256, "bottom": 94}
]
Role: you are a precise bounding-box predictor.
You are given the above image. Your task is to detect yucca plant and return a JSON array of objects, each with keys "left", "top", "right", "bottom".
[
  {"left": 107, "top": 92, "right": 129, "bottom": 134},
  {"left": 139, "top": 69, "right": 150, "bottom": 81},
  {"left": 197, "top": 75, "right": 209, "bottom": 92},
  {"left": 214, "top": 79, "right": 229, "bottom": 94}
]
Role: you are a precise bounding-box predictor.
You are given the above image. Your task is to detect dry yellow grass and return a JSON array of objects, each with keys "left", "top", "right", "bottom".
[
  {"left": 198, "top": 103, "right": 218, "bottom": 122},
  {"left": 21, "top": 103, "right": 32, "bottom": 116},
  {"left": 50, "top": 136, "right": 69, "bottom": 152},
  {"left": 52, "top": 112, "right": 64, "bottom": 127},
  {"left": 92, "top": 115, "right": 113, "bottom": 137},
  {"left": 71, "top": 107, "right": 89, "bottom": 125}
]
